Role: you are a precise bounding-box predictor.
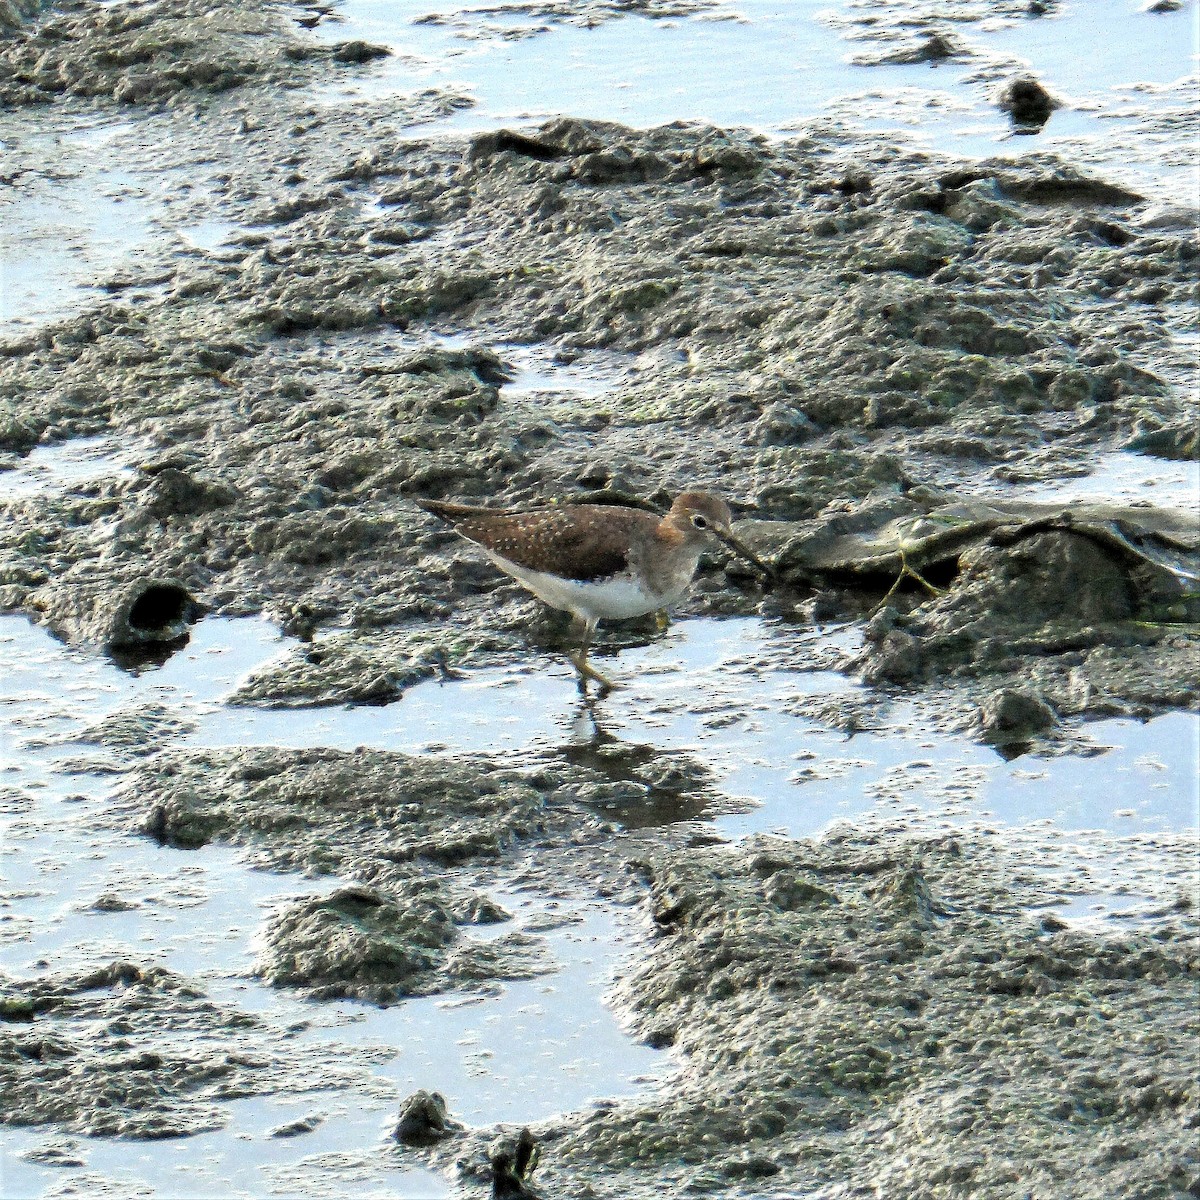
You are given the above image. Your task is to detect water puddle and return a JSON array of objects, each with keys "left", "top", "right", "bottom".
[
  {"left": 0, "top": 435, "right": 135, "bottom": 502},
  {"left": 0, "top": 115, "right": 240, "bottom": 337},
  {"left": 180, "top": 616, "right": 1196, "bottom": 842},
  {"left": 1013, "top": 451, "right": 1200, "bottom": 510},
  {"left": 0, "top": 1103, "right": 451, "bottom": 1200},
  {"left": 946, "top": 448, "right": 1200, "bottom": 511},
  {"left": 497, "top": 343, "right": 634, "bottom": 398},
  {"left": 0, "top": 120, "right": 155, "bottom": 335}
]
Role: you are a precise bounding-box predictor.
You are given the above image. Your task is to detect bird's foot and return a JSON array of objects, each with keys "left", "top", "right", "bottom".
[{"left": 569, "top": 651, "right": 616, "bottom": 694}]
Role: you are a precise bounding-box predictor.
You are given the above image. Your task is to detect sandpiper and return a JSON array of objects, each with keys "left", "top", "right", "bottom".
[{"left": 417, "top": 492, "right": 770, "bottom": 690}]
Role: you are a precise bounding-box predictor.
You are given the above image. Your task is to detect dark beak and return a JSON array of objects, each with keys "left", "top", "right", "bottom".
[{"left": 715, "top": 528, "right": 775, "bottom": 581}]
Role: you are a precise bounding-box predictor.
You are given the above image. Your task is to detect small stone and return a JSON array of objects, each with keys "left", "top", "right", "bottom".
[
  {"left": 331, "top": 40, "right": 390, "bottom": 65},
  {"left": 90, "top": 893, "right": 140, "bottom": 913},
  {"left": 979, "top": 689, "right": 1059, "bottom": 744},
  {"left": 269, "top": 1114, "right": 324, "bottom": 1138},
  {"left": 393, "top": 1089, "right": 460, "bottom": 1146},
  {"left": 998, "top": 75, "right": 1061, "bottom": 128}
]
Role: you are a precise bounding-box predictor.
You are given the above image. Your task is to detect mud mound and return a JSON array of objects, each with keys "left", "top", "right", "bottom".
[
  {"left": 0, "top": 961, "right": 360, "bottom": 1138},
  {"left": 528, "top": 835, "right": 1199, "bottom": 1198}
]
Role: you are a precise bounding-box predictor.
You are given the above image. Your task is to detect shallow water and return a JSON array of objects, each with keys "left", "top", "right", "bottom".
[
  {"left": 164, "top": 615, "right": 1193, "bottom": 840},
  {"left": 0, "top": 615, "right": 663, "bottom": 1198},
  {"left": 1017, "top": 451, "right": 1200, "bottom": 509},
  {"left": 1, "top": 594, "right": 1196, "bottom": 1194},
  {"left": 314, "top": 0, "right": 1198, "bottom": 200},
  {"left": 958, "top": 448, "right": 1200, "bottom": 510},
  {"left": 0, "top": 114, "right": 237, "bottom": 336}
]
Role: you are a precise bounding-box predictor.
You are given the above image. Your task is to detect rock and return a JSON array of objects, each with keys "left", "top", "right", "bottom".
[
  {"left": 978, "top": 688, "right": 1060, "bottom": 746},
  {"left": 998, "top": 75, "right": 1061, "bottom": 129},
  {"left": 393, "top": 1090, "right": 461, "bottom": 1146}
]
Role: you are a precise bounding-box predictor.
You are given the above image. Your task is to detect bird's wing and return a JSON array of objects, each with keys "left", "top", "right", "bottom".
[{"left": 425, "top": 503, "right": 655, "bottom": 582}]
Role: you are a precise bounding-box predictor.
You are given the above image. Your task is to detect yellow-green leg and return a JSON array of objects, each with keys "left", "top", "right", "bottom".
[{"left": 568, "top": 618, "right": 616, "bottom": 693}]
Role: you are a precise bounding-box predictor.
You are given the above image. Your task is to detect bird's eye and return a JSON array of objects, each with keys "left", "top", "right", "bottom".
[{"left": 692, "top": 514, "right": 709, "bottom": 529}]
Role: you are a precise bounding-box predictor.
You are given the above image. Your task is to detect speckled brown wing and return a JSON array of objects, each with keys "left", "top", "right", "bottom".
[{"left": 418, "top": 500, "right": 657, "bottom": 582}]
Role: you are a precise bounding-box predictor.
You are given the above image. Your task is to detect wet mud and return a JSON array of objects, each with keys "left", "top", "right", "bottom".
[
  {"left": 0, "top": 959, "right": 372, "bottom": 1139},
  {"left": 512, "top": 832, "right": 1199, "bottom": 1199},
  {"left": 3, "top": 99, "right": 1196, "bottom": 710},
  {"left": 2, "top": 0, "right": 1197, "bottom": 1196}
]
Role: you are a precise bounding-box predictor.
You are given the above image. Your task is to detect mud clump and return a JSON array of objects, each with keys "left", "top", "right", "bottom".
[
  {"left": 527, "top": 835, "right": 1200, "bottom": 1198},
  {"left": 745, "top": 492, "right": 1198, "bottom": 717},
  {"left": 129, "top": 746, "right": 549, "bottom": 871},
  {"left": 0, "top": 960, "right": 360, "bottom": 1139},
  {"left": 977, "top": 687, "right": 1060, "bottom": 749},
  {"left": 255, "top": 883, "right": 459, "bottom": 1002},
  {"left": 859, "top": 522, "right": 1194, "bottom": 696},
  {"left": 1126, "top": 421, "right": 1200, "bottom": 460},
  {"left": 854, "top": 30, "right": 964, "bottom": 66},
  {"left": 255, "top": 880, "right": 554, "bottom": 1002},
  {"left": 0, "top": 0, "right": 382, "bottom": 107},
  {"left": 998, "top": 74, "right": 1061, "bottom": 130}
]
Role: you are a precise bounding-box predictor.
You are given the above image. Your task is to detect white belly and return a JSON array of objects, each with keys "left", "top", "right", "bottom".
[{"left": 487, "top": 553, "right": 679, "bottom": 623}]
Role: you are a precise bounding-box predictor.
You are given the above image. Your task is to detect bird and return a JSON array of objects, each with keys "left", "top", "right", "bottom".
[{"left": 416, "top": 491, "right": 771, "bottom": 691}]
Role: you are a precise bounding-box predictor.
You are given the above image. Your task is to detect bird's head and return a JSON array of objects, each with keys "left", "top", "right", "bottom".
[{"left": 666, "top": 492, "right": 773, "bottom": 577}]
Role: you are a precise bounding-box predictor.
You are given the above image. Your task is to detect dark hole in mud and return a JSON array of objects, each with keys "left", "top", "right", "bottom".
[
  {"left": 106, "top": 582, "right": 197, "bottom": 670},
  {"left": 128, "top": 584, "right": 191, "bottom": 633},
  {"left": 1087, "top": 219, "right": 1135, "bottom": 247}
]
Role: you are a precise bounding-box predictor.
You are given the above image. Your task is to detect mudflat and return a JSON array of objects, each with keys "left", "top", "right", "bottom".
[{"left": 1, "top": 1, "right": 1196, "bottom": 1196}]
